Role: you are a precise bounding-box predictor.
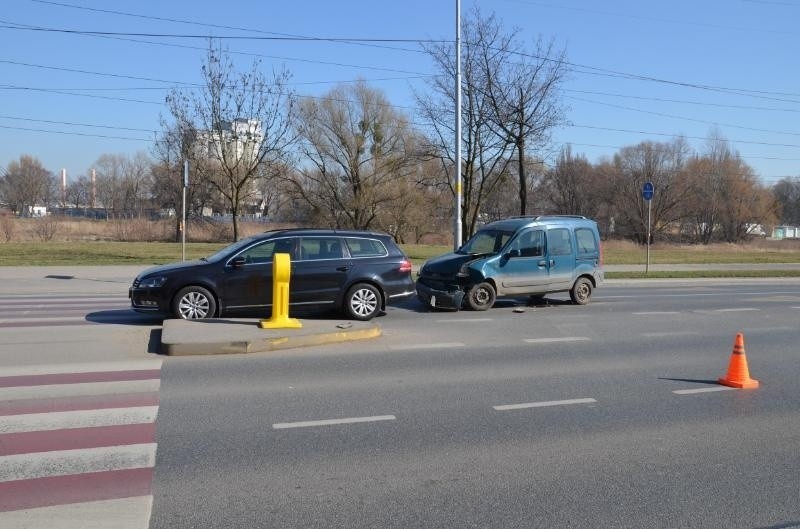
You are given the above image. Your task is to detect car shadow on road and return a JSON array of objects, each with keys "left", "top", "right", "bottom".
[
  {"left": 85, "top": 309, "right": 164, "bottom": 326},
  {"left": 390, "top": 295, "right": 575, "bottom": 315}
]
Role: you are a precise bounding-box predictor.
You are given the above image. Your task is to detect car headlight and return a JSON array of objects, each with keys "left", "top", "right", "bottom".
[{"left": 138, "top": 276, "right": 167, "bottom": 288}]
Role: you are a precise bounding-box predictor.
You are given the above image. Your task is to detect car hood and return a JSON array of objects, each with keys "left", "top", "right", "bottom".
[
  {"left": 420, "top": 252, "right": 491, "bottom": 277},
  {"left": 136, "top": 259, "right": 209, "bottom": 279}
]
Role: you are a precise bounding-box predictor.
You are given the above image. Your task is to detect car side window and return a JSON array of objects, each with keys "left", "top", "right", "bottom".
[
  {"left": 345, "top": 238, "right": 388, "bottom": 257},
  {"left": 239, "top": 238, "right": 294, "bottom": 264},
  {"left": 513, "top": 229, "right": 544, "bottom": 257},
  {"left": 547, "top": 228, "right": 572, "bottom": 256},
  {"left": 299, "top": 237, "right": 345, "bottom": 260},
  {"left": 575, "top": 228, "right": 598, "bottom": 255}
]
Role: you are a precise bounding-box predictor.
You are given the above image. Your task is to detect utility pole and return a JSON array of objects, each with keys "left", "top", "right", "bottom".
[
  {"left": 182, "top": 161, "right": 188, "bottom": 261},
  {"left": 454, "top": 0, "right": 463, "bottom": 250}
]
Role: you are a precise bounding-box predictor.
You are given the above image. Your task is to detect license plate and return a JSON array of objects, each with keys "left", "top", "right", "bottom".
[{"left": 430, "top": 295, "right": 436, "bottom": 307}]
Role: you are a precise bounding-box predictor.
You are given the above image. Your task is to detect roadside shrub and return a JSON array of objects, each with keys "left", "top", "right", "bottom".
[
  {"left": 0, "top": 217, "right": 15, "bottom": 242},
  {"left": 111, "top": 218, "right": 173, "bottom": 242},
  {"left": 33, "top": 216, "right": 60, "bottom": 241}
]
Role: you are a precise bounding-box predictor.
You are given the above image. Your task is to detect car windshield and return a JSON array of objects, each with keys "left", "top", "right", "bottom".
[
  {"left": 203, "top": 235, "right": 260, "bottom": 262},
  {"left": 457, "top": 229, "right": 513, "bottom": 255}
]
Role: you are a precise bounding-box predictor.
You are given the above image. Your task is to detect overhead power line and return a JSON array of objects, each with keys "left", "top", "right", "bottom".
[
  {"left": 0, "top": 23, "right": 443, "bottom": 43},
  {"left": 28, "top": 0, "right": 427, "bottom": 54}
]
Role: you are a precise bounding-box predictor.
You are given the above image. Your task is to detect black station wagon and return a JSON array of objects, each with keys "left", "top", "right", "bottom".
[{"left": 129, "top": 229, "right": 415, "bottom": 321}]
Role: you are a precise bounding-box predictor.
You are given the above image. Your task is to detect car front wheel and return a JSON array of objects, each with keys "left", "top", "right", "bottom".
[
  {"left": 344, "top": 283, "right": 381, "bottom": 321},
  {"left": 466, "top": 282, "right": 496, "bottom": 311},
  {"left": 172, "top": 286, "right": 217, "bottom": 319}
]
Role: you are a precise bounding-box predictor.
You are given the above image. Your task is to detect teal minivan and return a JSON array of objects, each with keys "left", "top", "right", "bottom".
[{"left": 416, "top": 216, "right": 603, "bottom": 311}]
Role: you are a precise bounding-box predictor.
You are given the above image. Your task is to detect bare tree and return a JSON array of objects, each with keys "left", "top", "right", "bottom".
[
  {"left": 1, "top": 155, "right": 53, "bottom": 216},
  {"left": 65, "top": 175, "right": 91, "bottom": 209},
  {"left": 165, "top": 42, "right": 296, "bottom": 240},
  {"left": 476, "top": 8, "right": 568, "bottom": 215},
  {"left": 417, "top": 10, "right": 520, "bottom": 243},
  {"left": 611, "top": 139, "right": 692, "bottom": 243},
  {"left": 538, "top": 145, "right": 600, "bottom": 217},
  {"left": 773, "top": 177, "right": 800, "bottom": 225},
  {"left": 285, "top": 81, "right": 423, "bottom": 230},
  {"left": 93, "top": 154, "right": 127, "bottom": 218}
]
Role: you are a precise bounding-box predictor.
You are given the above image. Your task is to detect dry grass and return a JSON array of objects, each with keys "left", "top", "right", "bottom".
[{"left": 1, "top": 217, "right": 800, "bottom": 267}]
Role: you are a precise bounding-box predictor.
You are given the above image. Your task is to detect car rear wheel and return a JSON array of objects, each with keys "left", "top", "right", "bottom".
[
  {"left": 570, "top": 277, "right": 592, "bottom": 305},
  {"left": 172, "top": 286, "right": 216, "bottom": 319},
  {"left": 466, "top": 282, "right": 496, "bottom": 311},
  {"left": 344, "top": 283, "right": 381, "bottom": 321}
]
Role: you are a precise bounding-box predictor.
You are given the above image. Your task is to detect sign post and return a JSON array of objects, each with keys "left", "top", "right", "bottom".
[{"left": 642, "top": 182, "right": 654, "bottom": 274}]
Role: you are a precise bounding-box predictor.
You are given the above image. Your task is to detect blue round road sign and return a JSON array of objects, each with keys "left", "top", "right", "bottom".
[{"left": 642, "top": 182, "right": 654, "bottom": 201}]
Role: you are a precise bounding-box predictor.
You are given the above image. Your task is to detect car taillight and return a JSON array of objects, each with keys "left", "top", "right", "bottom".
[{"left": 399, "top": 259, "right": 412, "bottom": 273}]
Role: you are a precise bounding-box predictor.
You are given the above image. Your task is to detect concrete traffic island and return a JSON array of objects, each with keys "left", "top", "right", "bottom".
[{"left": 161, "top": 318, "right": 381, "bottom": 356}]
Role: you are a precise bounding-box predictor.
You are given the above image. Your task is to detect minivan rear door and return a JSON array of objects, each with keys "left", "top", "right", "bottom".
[{"left": 546, "top": 227, "right": 575, "bottom": 290}]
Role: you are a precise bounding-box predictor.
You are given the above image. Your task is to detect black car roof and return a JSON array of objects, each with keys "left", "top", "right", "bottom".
[{"left": 259, "top": 228, "right": 391, "bottom": 238}]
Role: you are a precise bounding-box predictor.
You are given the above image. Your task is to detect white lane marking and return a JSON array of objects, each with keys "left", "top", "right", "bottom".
[
  {"left": 601, "top": 290, "right": 800, "bottom": 299},
  {"left": 1, "top": 406, "right": 159, "bottom": 435},
  {"left": 388, "top": 342, "right": 464, "bottom": 350},
  {"left": 673, "top": 386, "right": 736, "bottom": 395},
  {"left": 0, "top": 379, "right": 162, "bottom": 402},
  {"left": 641, "top": 331, "right": 700, "bottom": 338},
  {"left": 523, "top": 337, "right": 590, "bottom": 344},
  {"left": 792, "top": 306, "right": 800, "bottom": 309},
  {"left": 434, "top": 318, "right": 494, "bottom": 323},
  {"left": 273, "top": 415, "right": 396, "bottom": 430},
  {"left": 745, "top": 326, "right": 796, "bottom": 332},
  {"left": 0, "top": 496, "right": 154, "bottom": 529},
  {"left": 0, "top": 443, "right": 157, "bottom": 482},
  {"left": 0, "top": 316, "right": 92, "bottom": 323},
  {"left": 633, "top": 311, "right": 680, "bottom": 315},
  {"left": 713, "top": 308, "right": 760, "bottom": 313},
  {"left": 493, "top": 398, "right": 597, "bottom": 411},
  {"left": 0, "top": 296, "right": 126, "bottom": 302},
  {"left": 1, "top": 360, "right": 163, "bottom": 377}
]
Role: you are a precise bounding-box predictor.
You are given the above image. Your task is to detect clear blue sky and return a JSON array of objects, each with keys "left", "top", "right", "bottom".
[{"left": 2, "top": 0, "right": 799, "bottom": 186}]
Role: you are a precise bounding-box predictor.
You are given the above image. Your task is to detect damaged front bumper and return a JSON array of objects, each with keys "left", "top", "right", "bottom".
[{"left": 416, "top": 279, "right": 465, "bottom": 310}]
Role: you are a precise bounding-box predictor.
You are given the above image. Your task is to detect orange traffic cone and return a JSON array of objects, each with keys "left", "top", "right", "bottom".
[{"left": 718, "top": 332, "right": 759, "bottom": 389}]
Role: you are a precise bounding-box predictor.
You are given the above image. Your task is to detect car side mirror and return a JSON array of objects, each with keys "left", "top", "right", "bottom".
[
  {"left": 506, "top": 249, "right": 520, "bottom": 259},
  {"left": 230, "top": 256, "right": 247, "bottom": 268}
]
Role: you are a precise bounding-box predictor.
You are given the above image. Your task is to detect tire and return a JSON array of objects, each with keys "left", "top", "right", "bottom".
[
  {"left": 466, "top": 282, "right": 496, "bottom": 311},
  {"left": 570, "top": 277, "right": 592, "bottom": 305},
  {"left": 172, "top": 286, "right": 217, "bottom": 319},
  {"left": 344, "top": 283, "right": 382, "bottom": 321}
]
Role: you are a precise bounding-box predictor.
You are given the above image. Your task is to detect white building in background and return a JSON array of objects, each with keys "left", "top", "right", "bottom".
[
  {"left": 197, "top": 119, "right": 263, "bottom": 164},
  {"left": 772, "top": 226, "right": 799, "bottom": 239},
  {"left": 194, "top": 118, "right": 266, "bottom": 217}
]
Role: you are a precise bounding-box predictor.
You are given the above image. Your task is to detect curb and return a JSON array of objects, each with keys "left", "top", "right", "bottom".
[{"left": 160, "top": 318, "right": 382, "bottom": 356}]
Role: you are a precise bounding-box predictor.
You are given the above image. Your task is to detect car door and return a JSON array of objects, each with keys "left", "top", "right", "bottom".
[
  {"left": 221, "top": 237, "right": 296, "bottom": 311},
  {"left": 498, "top": 228, "right": 549, "bottom": 294},
  {"left": 546, "top": 227, "right": 575, "bottom": 290},
  {"left": 290, "top": 236, "right": 351, "bottom": 307}
]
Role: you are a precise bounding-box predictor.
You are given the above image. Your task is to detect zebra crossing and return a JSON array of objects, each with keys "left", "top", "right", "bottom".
[
  {"left": 0, "top": 360, "right": 162, "bottom": 529},
  {"left": 0, "top": 294, "right": 151, "bottom": 328}
]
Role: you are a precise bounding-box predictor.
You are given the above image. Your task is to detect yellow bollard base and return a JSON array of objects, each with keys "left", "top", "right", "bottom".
[{"left": 259, "top": 317, "right": 303, "bottom": 329}]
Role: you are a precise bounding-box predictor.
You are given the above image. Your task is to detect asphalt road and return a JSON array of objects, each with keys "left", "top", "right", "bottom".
[{"left": 147, "top": 281, "right": 800, "bottom": 529}]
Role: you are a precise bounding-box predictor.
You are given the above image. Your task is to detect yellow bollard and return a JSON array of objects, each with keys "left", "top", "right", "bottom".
[{"left": 259, "top": 252, "right": 302, "bottom": 329}]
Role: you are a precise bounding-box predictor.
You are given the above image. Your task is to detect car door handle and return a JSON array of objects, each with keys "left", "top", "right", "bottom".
[
  {"left": 537, "top": 260, "right": 547, "bottom": 267},
  {"left": 336, "top": 266, "right": 350, "bottom": 272}
]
